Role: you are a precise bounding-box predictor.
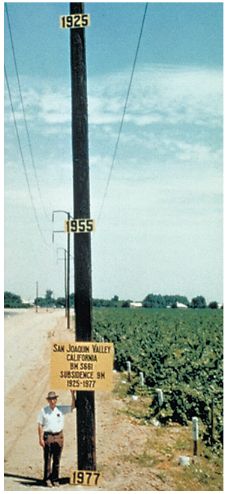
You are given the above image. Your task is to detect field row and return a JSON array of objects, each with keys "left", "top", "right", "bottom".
[{"left": 93, "top": 308, "right": 223, "bottom": 448}]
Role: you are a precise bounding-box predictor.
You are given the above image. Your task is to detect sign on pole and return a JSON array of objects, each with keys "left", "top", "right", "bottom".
[
  {"left": 60, "top": 13, "right": 91, "bottom": 29},
  {"left": 64, "top": 218, "right": 95, "bottom": 233},
  {"left": 50, "top": 341, "right": 114, "bottom": 391},
  {"left": 70, "top": 470, "right": 100, "bottom": 486}
]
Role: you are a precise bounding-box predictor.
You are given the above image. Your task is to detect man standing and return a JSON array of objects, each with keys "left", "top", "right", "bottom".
[{"left": 37, "top": 390, "right": 76, "bottom": 487}]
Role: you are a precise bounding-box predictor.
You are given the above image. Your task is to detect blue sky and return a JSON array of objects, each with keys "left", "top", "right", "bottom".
[{"left": 4, "top": 1, "right": 223, "bottom": 304}]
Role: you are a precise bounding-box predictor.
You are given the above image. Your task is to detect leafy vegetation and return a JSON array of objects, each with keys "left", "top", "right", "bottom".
[
  {"left": 4, "top": 291, "right": 30, "bottom": 308},
  {"left": 5, "top": 290, "right": 221, "bottom": 310},
  {"left": 93, "top": 307, "right": 223, "bottom": 450},
  {"left": 143, "top": 293, "right": 190, "bottom": 308},
  {"left": 35, "top": 289, "right": 56, "bottom": 308}
]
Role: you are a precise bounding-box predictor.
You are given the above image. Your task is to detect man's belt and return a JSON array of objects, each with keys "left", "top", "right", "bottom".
[{"left": 45, "top": 430, "right": 63, "bottom": 436}]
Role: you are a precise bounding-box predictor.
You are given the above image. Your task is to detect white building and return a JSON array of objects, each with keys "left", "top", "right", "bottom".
[
  {"left": 176, "top": 302, "right": 188, "bottom": 309},
  {"left": 130, "top": 302, "right": 143, "bottom": 308}
]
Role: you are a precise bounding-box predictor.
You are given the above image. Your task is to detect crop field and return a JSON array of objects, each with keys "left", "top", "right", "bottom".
[{"left": 93, "top": 307, "right": 223, "bottom": 450}]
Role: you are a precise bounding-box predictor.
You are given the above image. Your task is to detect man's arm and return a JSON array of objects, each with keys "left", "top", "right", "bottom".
[
  {"left": 70, "top": 390, "right": 77, "bottom": 411},
  {"left": 38, "top": 423, "right": 45, "bottom": 448}
]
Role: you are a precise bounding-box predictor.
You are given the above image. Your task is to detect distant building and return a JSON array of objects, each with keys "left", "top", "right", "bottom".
[
  {"left": 22, "top": 299, "right": 34, "bottom": 306},
  {"left": 176, "top": 302, "right": 188, "bottom": 309},
  {"left": 130, "top": 302, "right": 143, "bottom": 308}
]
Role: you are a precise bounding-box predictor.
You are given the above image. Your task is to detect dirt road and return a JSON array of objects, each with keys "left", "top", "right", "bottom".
[{"left": 4, "top": 309, "right": 179, "bottom": 491}]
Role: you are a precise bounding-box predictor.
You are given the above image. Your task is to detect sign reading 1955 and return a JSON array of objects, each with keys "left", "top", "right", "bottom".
[
  {"left": 64, "top": 219, "right": 95, "bottom": 233},
  {"left": 60, "top": 14, "right": 90, "bottom": 29}
]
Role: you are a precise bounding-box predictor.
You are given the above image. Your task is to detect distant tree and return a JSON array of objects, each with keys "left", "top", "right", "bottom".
[
  {"left": 122, "top": 300, "right": 131, "bottom": 308},
  {"left": 4, "top": 291, "right": 23, "bottom": 308},
  {"left": 164, "top": 295, "right": 190, "bottom": 307},
  {"left": 208, "top": 301, "right": 218, "bottom": 309},
  {"left": 109, "top": 295, "right": 120, "bottom": 307},
  {"left": 34, "top": 290, "right": 56, "bottom": 308},
  {"left": 56, "top": 297, "right": 66, "bottom": 308},
  {"left": 34, "top": 297, "right": 46, "bottom": 307},
  {"left": 45, "top": 290, "right": 55, "bottom": 307},
  {"left": 70, "top": 293, "right": 74, "bottom": 308},
  {"left": 143, "top": 293, "right": 190, "bottom": 308},
  {"left": 143, "top": 294, "right": 166, "bottom": 308},
  {"left": 191, "top": 296, "right": 207, "bottom": 309},
  {"left": 93, "top": 298, "right": 110, "bottom": 307}
]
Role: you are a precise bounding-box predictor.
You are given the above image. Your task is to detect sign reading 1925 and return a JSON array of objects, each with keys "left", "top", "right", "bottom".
[
  {"left": 64, "top": 219, "right": 95, "bottom": 233},
  {"left": 60, "top": 14, "right": 90, "bottom": 29}
]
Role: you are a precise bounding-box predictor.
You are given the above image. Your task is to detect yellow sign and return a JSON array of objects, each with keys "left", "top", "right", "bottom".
[
  {"left": 60, "top": 14, "right": 91, "bottom": 29},
  {"left": 64, "top": 218, "right": 95, "bottom": 233},
  {"left": 50, "top": 341, "right": 114, "bottom": 391},
  {"left": 70, "top": 470, "right": 101, "bottom": 486}
]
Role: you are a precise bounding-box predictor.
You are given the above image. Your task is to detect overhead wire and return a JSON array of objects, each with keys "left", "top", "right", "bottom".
[
  {"left": 4, "top": 65, "right": 51, "bottom": 248},
  {"left": 5, "top": 3, "right": 51, "bottom": 222},
  {"left": 96, "top": 2, "right": 149, "bottom": 225}
]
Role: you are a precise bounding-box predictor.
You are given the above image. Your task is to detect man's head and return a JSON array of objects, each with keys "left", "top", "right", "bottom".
[{"left": 46, "top": 391, "right": 58, "bottom": 409}]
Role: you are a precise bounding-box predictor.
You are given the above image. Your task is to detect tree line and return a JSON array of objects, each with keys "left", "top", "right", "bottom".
[{"left": 4, "top": 290, "right": 222, "bottom": 310}]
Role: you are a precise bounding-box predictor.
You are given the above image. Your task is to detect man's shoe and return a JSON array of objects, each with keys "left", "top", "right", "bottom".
[
  {"left": 52, "top": 481, "right": 60, "bottom": 487},
  {"left": 45, "top": 479, "right": 53, "bottom": 488}
]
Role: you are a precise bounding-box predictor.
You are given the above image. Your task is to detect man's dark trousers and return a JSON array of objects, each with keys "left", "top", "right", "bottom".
[{"left": 43, "top": 432, "right": 64, "bottom": 482}]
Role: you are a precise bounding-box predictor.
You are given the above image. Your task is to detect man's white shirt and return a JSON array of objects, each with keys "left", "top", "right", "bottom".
[{"left": 37, "top": 405, "right": 72, "bottom": 433}]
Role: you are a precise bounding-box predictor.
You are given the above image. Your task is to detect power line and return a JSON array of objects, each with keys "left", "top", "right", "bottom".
[
  {"left": 97, "top": 3, "right": 148, "bottom": 224},
  {"left": 4, "top": 64, "right": 51, "bottom": 247},
  {"left": 5, "top": 3, "right": 50, "bottom": 222}
]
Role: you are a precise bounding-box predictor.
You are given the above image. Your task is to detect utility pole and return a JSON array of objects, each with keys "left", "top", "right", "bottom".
[
  {"left": 52, "top": 210, "right": 71, "bottom": 329},
  {"left": 35, "top": 281, "right": 38, "bottom": 313},
  {"left": 57, "top": 247, "right": 67, "bottom": 317},
  {"left": 70, "top": 2, "right": 96, "bottom": 471}
]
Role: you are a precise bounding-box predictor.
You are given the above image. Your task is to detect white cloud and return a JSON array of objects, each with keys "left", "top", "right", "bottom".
[
  {"left": 88, "top": 64, "right": 222, "bottom": 128},
  {"left": 5, "top": 64, "right": 222, "bottom": 134},
  {"left": 38, "top": 91, "right": 71, "bottom": 124}
]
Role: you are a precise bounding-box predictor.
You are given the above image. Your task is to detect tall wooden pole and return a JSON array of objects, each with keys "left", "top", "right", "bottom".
[
  {"left": 66, "top": 212, "right": 71, "bottom": 329},
  {"left": 70, "top": 2, "right": 96, "bottom": 471}
]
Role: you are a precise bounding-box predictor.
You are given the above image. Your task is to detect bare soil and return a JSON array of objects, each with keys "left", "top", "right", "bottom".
[{"left": 4, "top": 309, "right": 223, "bottom": 491}]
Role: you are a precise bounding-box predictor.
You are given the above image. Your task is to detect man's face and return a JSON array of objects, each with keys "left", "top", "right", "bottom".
[{"left": 48, "top": 398, "right": 57, "bottom": 410}]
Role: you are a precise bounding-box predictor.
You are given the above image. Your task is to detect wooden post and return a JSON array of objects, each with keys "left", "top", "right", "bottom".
[
  {"left": 66, "top": 212, "right": 70, "bottom": 329},
  {"left": 127, "top": 361, "right": 131, "bottom": 382},
  {"left": 210, "top": 399, "right": 214, "bottom": 446},
  {"left": 139, "top": 371, "right": 144, "bottom": 386},
  {"left": 192, "top": 417, "right": 199, "bottom": 456},
  {"left": 156, "top": 388, "right": 164, "bottom": 407}
]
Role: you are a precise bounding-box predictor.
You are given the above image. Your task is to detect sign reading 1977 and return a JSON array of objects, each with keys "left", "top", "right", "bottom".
[{"left": 60, "top": 14, "right": 90, "bottom": 29}]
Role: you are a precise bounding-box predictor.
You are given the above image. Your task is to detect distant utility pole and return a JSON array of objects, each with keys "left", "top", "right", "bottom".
[
  {"left": 57, "top": 247, "right": 67, "bottom": 317},
  {"left": 35, "top": 281, "right": 38, "bottom": 313},
  {"left": 70, "top": 2, "right": 96, "bottom": 471},
  {"left": 52, "top": 210, "right": 71, "bottom": 329}
]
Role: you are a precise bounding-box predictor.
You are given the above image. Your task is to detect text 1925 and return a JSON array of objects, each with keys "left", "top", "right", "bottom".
[{"left": 60, "top": 14, "right": 90, "bottom": 29}]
